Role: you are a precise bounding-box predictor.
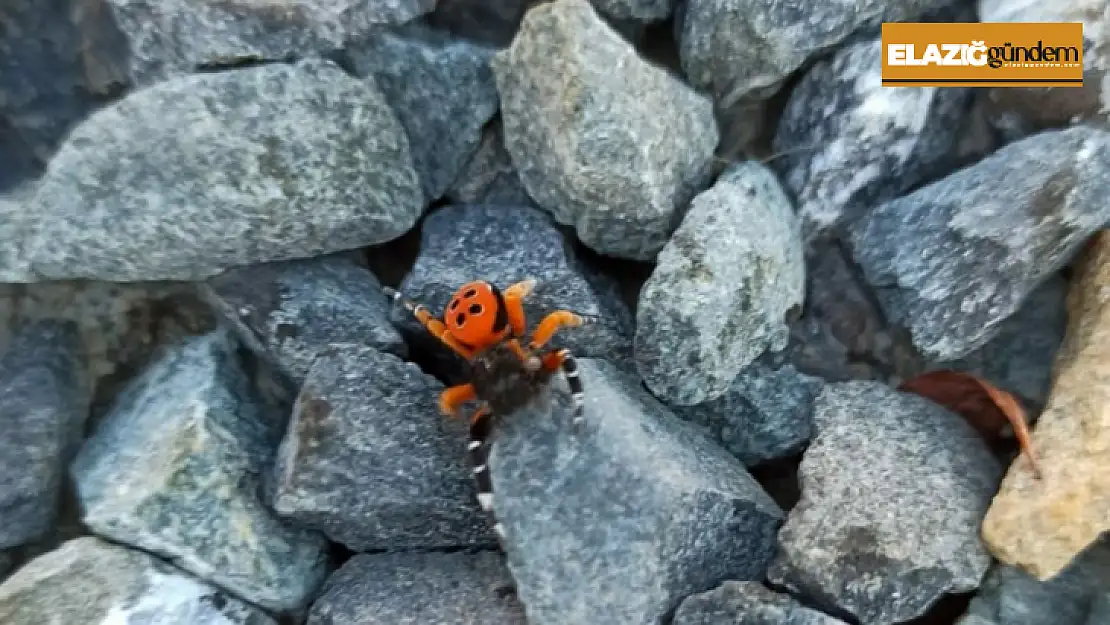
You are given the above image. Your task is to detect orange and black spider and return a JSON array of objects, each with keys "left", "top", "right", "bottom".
[{"left": 383, "top": 278, "right": 587, "bottom": 535}]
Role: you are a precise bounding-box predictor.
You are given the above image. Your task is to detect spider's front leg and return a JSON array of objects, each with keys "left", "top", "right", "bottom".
[{"left": 382, "top": 286, "right": 475, "bottom": 360}]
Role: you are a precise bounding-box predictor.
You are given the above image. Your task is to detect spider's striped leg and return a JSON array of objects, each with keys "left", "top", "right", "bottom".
[
  {"left": 542, "top": 348, "right": 585, "bottom": 426},
  {"left": 467, "top": 404, "right": 504, "bottom": 540}
]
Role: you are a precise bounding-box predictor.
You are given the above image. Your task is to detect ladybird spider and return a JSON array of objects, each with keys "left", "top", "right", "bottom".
[{"left": 383, "top": 278, "right": 588, "bottom": 534}]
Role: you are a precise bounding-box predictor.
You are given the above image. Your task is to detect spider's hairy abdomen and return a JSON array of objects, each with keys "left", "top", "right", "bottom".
[{"left": 468, "top": 343, "right": 556, "bottom": 416}]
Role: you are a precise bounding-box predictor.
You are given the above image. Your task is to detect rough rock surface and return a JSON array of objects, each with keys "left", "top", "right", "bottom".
[
  {"left": 673, "top": 581, "right": 849, "bottom": 625},
  {"left": 492, "top": 0, "right": 719, "bottom": 261},
  {"left": 772, "top": 35, "right": 971, "bottom": 241},
  {"left": 982, "top": 232, "right": 1110, "bottom": 580},
  {"left": 426, "top": 0, "right": 540, "bottom": 47},
  {"left": 446, "top": 121, "right": 535, "bottom": 208},
  {"left": 269, "top": 344, "right": 496, "bottom": 551},
  {"left": 202, "top": 254, "right": 406, "bottom": 388},
  {"left": 72, "top": 330, "right": 330, "bottom": 612},
  {"left": 91, "top": 0, "right": 436, "bottom": 86},
  {"left": 0, "top": 537, "right": 276, "bottom": 625},
  {"left": 669, "top": 359, "right": 824, "bottom": 467},
  {"left": 767, "top": 381, "right": 1003, "bottom": 625},
  {"left": 592, "top": 0, "right": 676, "bottom": 21},
  {"left": 392, "top": 203, "right": 634, "bottom": 380},
  {"left": 488, "top": 357, "right": 784, "bottom": 625},
  {"left": 344, "top": 24, "right": 500, "bottom": 201},
  {"left": 22, "top": 57, "right": 424, "bottom": 282},
  {"left": 0, "top": 186, "right": 35, "bottom": 281},
  {"left": 635, "top": 161, "right": 805, "bottom": 405},
  {"left": 306, "top": 551, "right": 526, "bottom": 624},
  {"left": 847, "top": 125, "right": 1110, "bottom": 361},
  {"left": 957, "top": 537, "right": 1110, "bottom": 625},
  {"left": 0, "top": 320, "right": 86, "bottom": 549}
]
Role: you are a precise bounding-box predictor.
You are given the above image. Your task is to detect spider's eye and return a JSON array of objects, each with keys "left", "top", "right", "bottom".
[
  {"left": 469, "top": 304, "right": 483, "bottom": 315},
  {"left": 455, "top": 313, "right": 466, "bottom": 326},
  {"left": 463, "top": 288, "right": 477, "bottom": 298}
]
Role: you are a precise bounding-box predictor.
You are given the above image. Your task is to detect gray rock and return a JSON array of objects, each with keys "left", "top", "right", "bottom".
[
  {"left": 488, "top": 357, "right": 784, "bottom": 625},
  {"left": 591, "top": 0, "right": 676, "bottom": 21},
  {"left": 492, "top": 0, "right": 719, "bottom": 261},
  {"left": 670, "top": 360, "right": 824, "bottom": 467},
  {"left": 446, "top": 120, "right": 536, "bottom": 208},
  {"left": 269, "top": 344, "right": 496, "bottom": 551},
  {"left": 202, "top": 254, "right": 406, "bottom": 388},
  {"left": 0, "top": 320, "right": 87, "bottom": 550},
  {"left": 846, "top": 125, "right": 1110, "bottom": 361},
  {"left": 91, "top": 0, "right": 436, "bottom": 86},
  {"left": 677, "top": 0, "right": 957, "bottom": 106},
  {"left": 772, "top": 36, "right": 971, "bottom": 242},
  {"left": 72, "top": 330, "right": 330, "bottom": 612},
  {"left": 673, "top": 581, "right": 849, "bottom": 625},
  {"left": 635, "top": 162, "right": 805, "bottom": 406},
  {"left": 957, "top": 536, "right": 1110, "bottom": 625},
  {"left": 345, "top": 24, "right": 500, "bottom": 201},
  {"left": 0, "top": 185, "right": 35, "bottom": 282},
  {"left": 392, "top": 203, "right": 634, "bottom": 379},
  {"left": 23, "top": 57, "right": 424, "bottom": 282},
  {"left": 767, "top": 381, "right": 1003, "bottom": 625},
  {"left": 0, "top": 536, "right": 276, "bottom": 625},
  {"left": 306, "top": 551, "right": 526, "bottom": 624},
  {"left": 426, "top": 0, "right": 540, "bottom": 47}
]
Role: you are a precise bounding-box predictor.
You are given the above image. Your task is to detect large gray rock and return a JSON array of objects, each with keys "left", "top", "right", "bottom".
[
  {"left": 772, "top": 35, "right": 971, "bottom": 242},
  {"left": 488, "top": 357, "right": 784, "bottom": 625},
  {"left": 677, "top": 0, "right": 958, "bottom": 105},
  {"left": 492, "top": 0, "right": 719, "bottom": 261},
  {"left": 345, "top": 24, "right": 500, "bottom": 202},
  {"left": 72, "top": 331, "right": 330, "bottom": 612},
  {"left": 446, "top": 121, "right": 535, "bottom": 208},
  {"left": 88, "top": 0, "right": 436, "bottom": 87},
  {"left": 269, "top": 344, "right": 496, "bottom": 551},
  {"left": 0, "top": 186, "right": 35, "bottom": 281},
  {"left": 847, "top": 125, "right": 1110, "bottom": 361},
  {"left": 202, "top": 254, "right": 406, "bottom": 388},
  {"left": 306, "top": 551, "right": 526, "bottom": 624},
  {"left": 0, "top": 536, "right": 276, "bottom": 625},
  {"left": 635, "top": 162, "right": 805, "bottom": 406},
  {"left": 22, "top": 57, "right": 423, "bottom": 282},
  {"left": 673, "top": 581, "right": 848, "bottom": 625},
  {"left": 0, "top": 320, "right": 87, "bottom": 549},
  {"left": 392, "top": 203, "right": 633, "bottom": 381},
  {"left": 767, "top": 381, "right": 1003, "bottom": 625}
]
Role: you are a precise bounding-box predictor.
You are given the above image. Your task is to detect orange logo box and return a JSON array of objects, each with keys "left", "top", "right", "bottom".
[{"left": 881, "top": 22, "right": 1084, "bottom": 87}]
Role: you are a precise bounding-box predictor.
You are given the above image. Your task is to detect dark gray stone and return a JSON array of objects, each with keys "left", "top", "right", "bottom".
[
  {"left": 673, "top": 581, "right": 849, "bottom": 625},
  {"left": 446, "top": 120, "right": 536, "bottom": 208},
  {"left": 72, "top": 330, "right": 330, "bottom": 612},
  {"left": 202, "top": 254, "right": 406, "bottom": 388},
  {"left": 269, "top": 344, "right": 496, "bottom": 551},
  {"left": 635, "top": 161, "right": 805, "bottom": 405},
  {"left": 670, "top": 359, "right": 824, "bottom": 467},
  {"left": 677, "top": 0, "right": 958, "bottom": 105},
  {"left": 767, "top": 380, "right": 1003, "bottom": 625},
  {"left": 90, "top": 0, "right": 436, "bottom": 86},
  {"left": 0, "top": 320, "right": 86, "bottom": 550},
  {"left": 592, "top": 0, "right": 676, "bottom": 21},
  {"left": 957, "top": 536, "right": 1110, "bottom": 625},
  {"left": 392, "top": 203, "right": 634, "bottom": 379},
  {"left": 488, "top": 357, "right": 784, "bottom": 625},
  {"left": 491, "top": 0, "right": 719, "bottom": 261},
  {"left": 345, "top": 24, "right": 500, "bottom": 202},
  {"left": 0, "top": 536, "right": 276, "bottom": 625},
  {"left": 23, "top": 57, "right": 424, "bottom": 282},
  {"left": 306, "top": 551, "right": 526, "bottom": 624},
  {"left": 426, "top": 0, "right": 540, "bottom": 47},
  {"left": 846, "top": 125, "right": 1110, "bottom": 361},
  {"left": 772, "top": 35, "right": 971, "bottom": 242}
]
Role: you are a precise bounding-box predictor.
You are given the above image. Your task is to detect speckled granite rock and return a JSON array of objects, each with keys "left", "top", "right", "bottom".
[
  {"left": 772, "top": 35, "right": 971, "bottom": 242},
  {"left": 0, "top": 185, "right": 34, "bottom": 281},
  {"left": 846, "top": 125, "right": 1110, "bottom": 361},
  {"left": 72, "top": 330, "right": 330, "bottom": 612},
  {"left": 202, "top": 254, "right": 406, "bottom": 388},
  {"left": 446, "top": 121, "right": 535, "bottom": 208},
  {"left": 591, "top": 0, "right": 676, "bottom": 21},
  {"left": 306, "top": 551, "right": 526, "bottom": 624},
  {"left": 635, "top": 161, "right": 805, "bottom": 406},
  {"left": 673, "top": 581, "right": 848, "bottom": 625},
  {"left": 22, "top": 57, "right": 423, "bottom": 282},
  {"left": 269, "top": 344, "right": 496, "bottom": 551},
  {"left": 488, "top": 357, "right": 784, "bottom": 625},
  {"left": 344, "top": 24, "right": 499, "bottom": 201},
  {"left": 0, "top": 320, "right": 87, "bottom": 550},
  {"left": 0, "top": 536, "right": 276, "bottom": 625},
  {"left": 767, "top": 381, "right": 1003, "bottom": 625},
  {"left": 492, "top": 0, "right": 719, "bottom": 261}
]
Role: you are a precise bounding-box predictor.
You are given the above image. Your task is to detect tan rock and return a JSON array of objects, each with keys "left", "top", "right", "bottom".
[{"left": 981, "top": 230, "right": 1110, "bottom": 581}]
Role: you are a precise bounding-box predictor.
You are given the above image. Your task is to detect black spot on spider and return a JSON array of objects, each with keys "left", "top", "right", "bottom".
[
  {"left": 463, "top": 288, "right": 477, "bottom": 298},
  {"left": 450, "top": 300, "right": 459, "bottom": 310},
  {"left": 456, "top": 313, "right": 467, "bottom": 326},
  {"left": 469, "top": 303, "right": 483, "bottom": 315}
]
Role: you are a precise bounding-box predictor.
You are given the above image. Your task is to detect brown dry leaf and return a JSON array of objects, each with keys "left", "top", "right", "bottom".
[{"left": 898, "top": 369, "right": 1042, "bottom": 479}]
